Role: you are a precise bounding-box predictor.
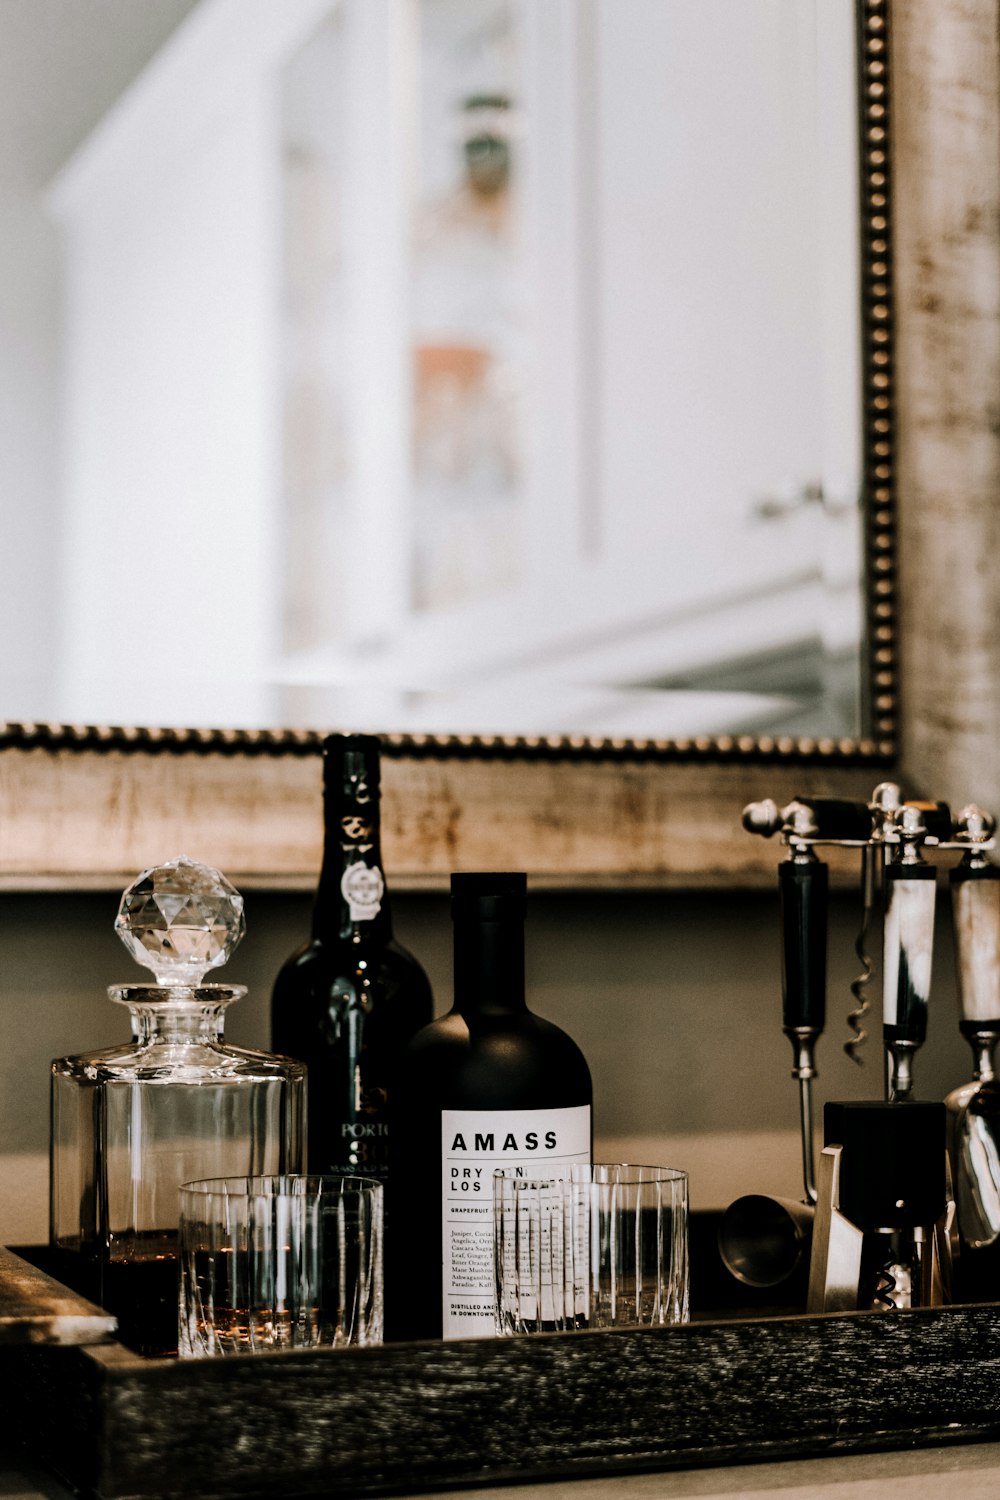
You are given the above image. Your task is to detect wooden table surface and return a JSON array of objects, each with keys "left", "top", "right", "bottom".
[{"left": 4, "top": 1438, "right": 1000, "bottom": 1500}]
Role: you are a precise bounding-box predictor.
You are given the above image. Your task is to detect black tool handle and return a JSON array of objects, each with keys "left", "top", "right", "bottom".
[{"left": 780, "top": 858, "right": 828, "bottom": 1031}]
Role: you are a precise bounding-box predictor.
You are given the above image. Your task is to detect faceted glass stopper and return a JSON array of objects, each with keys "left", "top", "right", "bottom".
[{"left": 115, "top": 854, "right": 246, "bottom": 986}]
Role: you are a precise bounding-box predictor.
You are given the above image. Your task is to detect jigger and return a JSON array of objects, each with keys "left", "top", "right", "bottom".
[{"left": 718, "top": 1193, "right": 814, "bottom": 1290}]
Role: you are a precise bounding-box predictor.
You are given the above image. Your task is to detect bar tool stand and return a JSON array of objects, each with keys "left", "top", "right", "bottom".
[
  {"left": 807, "top": 1100, "right": 953, "bottom": 1312},
  {"left": 722, "top": 785, "right": 983, "bottom": 1305}
]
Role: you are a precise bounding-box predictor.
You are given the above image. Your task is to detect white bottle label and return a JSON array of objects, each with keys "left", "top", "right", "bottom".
[
  {"left": 340, "top": 862, "right": 384, "bottom": 921},
  {"left": 441, "top": 1104, "right": 591, "bottom": 1340}
]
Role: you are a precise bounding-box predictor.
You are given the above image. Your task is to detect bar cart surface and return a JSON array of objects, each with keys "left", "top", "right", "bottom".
[{"left": 4, "top": 1218, "right": 1000, "bottom": 1500}]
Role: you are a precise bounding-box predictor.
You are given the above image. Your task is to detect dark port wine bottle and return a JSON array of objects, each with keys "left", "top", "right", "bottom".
[
  {"left": 271, "top": 734, "right": 434, "bottom": 1187},
  {"left": 391, "top": 872, "right": 592, "bottom": 1342}
]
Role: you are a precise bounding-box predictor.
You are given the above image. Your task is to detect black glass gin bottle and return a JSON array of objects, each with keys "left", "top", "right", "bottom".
[
  {"left": 271, "top": 734, "right": 433, "bottom": 1183},
  {"left": 50, "top": 856, "right": 306, "bottom": 1358},
  {"left": 392, "top": 872, "right": 592, "bottom": 1342}
]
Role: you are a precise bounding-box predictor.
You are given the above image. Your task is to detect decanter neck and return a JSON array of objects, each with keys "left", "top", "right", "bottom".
[{"left": 109, "top": 984, "right": 245, "bottom": 1042}]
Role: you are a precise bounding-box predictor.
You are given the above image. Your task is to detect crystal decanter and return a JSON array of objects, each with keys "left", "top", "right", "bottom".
[{"left": 50, "top": 856, "right": 306, "bottom": 1357}]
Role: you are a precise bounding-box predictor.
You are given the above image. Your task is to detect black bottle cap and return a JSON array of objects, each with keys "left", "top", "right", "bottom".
[
  {"left": 451, "top": 872, "right": 527, "bottom": 922},
  {"left": 323, "top": 734, "right": 381, "bottom": 792}
]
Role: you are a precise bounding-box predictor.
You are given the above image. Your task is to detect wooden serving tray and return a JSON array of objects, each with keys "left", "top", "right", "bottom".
[{"left": 3, "top": 1227, "right": 1000, "bottom": 1500}]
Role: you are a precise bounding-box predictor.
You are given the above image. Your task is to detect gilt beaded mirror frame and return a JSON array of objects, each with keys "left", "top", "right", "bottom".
[{"left": 2, "top": 0, "right": 998, "bottom": 889}]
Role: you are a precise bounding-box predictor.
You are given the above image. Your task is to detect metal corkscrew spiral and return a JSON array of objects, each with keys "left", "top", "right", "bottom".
[
  {"left": 872, "top": 1259, "right": 898, "bottom": 1311},
  {"left": 844, "top": 845, "right": 878, "bottom": 1064},
  {"left": 844, "top": 782, "right": 901, "bottom": 1065}
]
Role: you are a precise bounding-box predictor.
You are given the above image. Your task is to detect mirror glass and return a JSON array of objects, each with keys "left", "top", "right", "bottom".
[{"left": 1, "top": 0, "right": 865, "bottom": 744}]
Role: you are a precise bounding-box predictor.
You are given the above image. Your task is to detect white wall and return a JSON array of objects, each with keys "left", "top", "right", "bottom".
[{"left": 0, "top": 0, "right": 198, "bottom": 721}]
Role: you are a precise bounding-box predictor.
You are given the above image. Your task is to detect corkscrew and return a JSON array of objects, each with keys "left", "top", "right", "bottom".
[{"left": 845, "top": 780, "right": 902, "bottom": 1064}]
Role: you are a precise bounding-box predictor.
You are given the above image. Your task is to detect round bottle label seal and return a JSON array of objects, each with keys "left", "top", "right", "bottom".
[{"left": 341, "top": 863, "right": 385, "bottom": 921}]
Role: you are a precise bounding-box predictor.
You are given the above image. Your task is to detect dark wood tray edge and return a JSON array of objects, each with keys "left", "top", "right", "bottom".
[{"left": 5, "top": 1295, "right": 1000, "bottom": 1500}]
